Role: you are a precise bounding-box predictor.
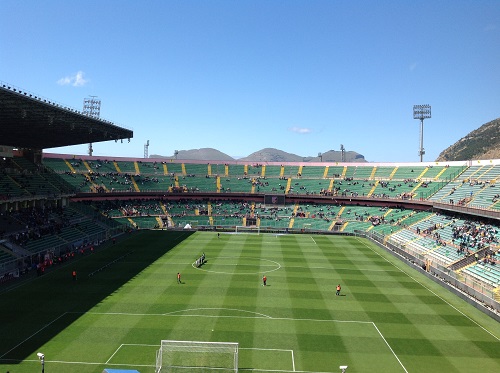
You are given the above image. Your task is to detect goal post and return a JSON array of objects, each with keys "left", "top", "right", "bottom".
[
  {"left": 235, "top": 226, "right": 260, "bottom": 235},
  {"left": 156, "top": 340, "right": 238, "bottom": 373}
]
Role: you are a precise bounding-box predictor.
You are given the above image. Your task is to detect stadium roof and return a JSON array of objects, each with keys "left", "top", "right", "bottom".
[{"left": 0, "top": 84, "right": 133, "bottom": 149}]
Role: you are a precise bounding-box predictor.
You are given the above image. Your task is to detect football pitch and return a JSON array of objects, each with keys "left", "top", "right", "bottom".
[{"left": 0, "top": 230, "right": 499, "bottom": 373}]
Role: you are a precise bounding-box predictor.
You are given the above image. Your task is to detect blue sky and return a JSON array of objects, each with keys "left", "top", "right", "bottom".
[{"left": 1, "top": 0, "right": 499, "bottom": 162}]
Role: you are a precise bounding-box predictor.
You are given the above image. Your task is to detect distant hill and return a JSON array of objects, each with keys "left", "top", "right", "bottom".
[
  {"left": 151, "top": 147, "right": 366, "bottom": 162},
  {"left": 150, "top": 148, "right": 233, "bottom": 161},
  {"left": 436, "top": 118, "right": 500, "bottom": 161}
]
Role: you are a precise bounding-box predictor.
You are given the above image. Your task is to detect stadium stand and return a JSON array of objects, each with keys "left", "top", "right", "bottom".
[{"left": 1, "top": 82, "right": 499, "bottom": 315}]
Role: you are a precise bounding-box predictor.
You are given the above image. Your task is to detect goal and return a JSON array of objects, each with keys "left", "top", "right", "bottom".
[
  {"left": 155, "top": 340, "right": 238, "bottom": 373},
  {"left": 235, "top": 226, "right": 260, "bottom": 235}
]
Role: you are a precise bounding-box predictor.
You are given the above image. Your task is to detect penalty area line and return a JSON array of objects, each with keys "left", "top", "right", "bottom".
[
  {"left": 356, "top": 237, "right": 500, "bottom": 342},
  {"left": 0, "top": 312, "right": 68, "bottom": 359},
  {"left": 372, "top": 322, "right": 408, "bottom": 373}
]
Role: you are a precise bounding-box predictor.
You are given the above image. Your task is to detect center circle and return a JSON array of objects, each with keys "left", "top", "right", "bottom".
[{"left": 193, "top": 256, "right": 281, "bottom": 275}]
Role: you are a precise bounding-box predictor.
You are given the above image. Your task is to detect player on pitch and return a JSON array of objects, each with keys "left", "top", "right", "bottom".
[{"left": 262, "top": 275, "right": 267, "bottom": 286}]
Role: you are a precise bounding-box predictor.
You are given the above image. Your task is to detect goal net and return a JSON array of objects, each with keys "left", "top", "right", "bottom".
[
  {"left": 155, "top": 340, "right": 238, "bottom": 373},
  {"left": 235, "top": 226, "right": 260, "bottom": 235}
]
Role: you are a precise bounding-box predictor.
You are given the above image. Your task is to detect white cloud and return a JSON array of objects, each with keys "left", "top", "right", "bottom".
[
  {"left": 57, "top": 71, "right": 88, "bottom": 87},
  {"left": 289, "top": 126, "right": 312, "bottom": 134}
]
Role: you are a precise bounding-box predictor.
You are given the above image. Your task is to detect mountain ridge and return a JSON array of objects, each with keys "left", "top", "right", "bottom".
[{"left": 150, "top": 147, "right": 367, "bottom": 162}]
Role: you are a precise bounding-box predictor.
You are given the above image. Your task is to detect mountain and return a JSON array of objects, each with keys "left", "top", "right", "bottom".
[
  {"left": 150, "top": 148, "right": 233, "bottom": 161},
  {"left": 238, "top": 148, "right": 303, "bottom": 162},
  {"left": 151, "top": 147, "right": 366, "bottom": 162},
  {"left": 436, "top": 118, "right": 500, "bottom": 161}
]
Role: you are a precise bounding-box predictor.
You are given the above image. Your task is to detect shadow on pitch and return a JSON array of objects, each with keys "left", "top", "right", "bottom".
[{"left": 0, "top": 230, "right": 194, "bottom": 364}]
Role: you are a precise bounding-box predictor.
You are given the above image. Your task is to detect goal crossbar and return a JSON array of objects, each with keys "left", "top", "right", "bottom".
[{"left": 156, "top": 340, "right": 238, "bottom": 373}]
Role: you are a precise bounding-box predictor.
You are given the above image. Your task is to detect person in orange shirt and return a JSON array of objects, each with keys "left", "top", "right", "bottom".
[
  {"left": 177, "top": 272, "right": 181, "bottom": 284},
  {"left": 262, "top": 275, "right": 267, "bottom": 286},
  {"left": 336, "top": 284, "right": 341, "bottom": 296},
  {"left": 72, "top": 270, "right": 77, "bottom": 281}
]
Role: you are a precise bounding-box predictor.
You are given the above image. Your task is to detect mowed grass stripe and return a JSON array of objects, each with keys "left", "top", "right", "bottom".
[
  {"left": 316, "top": 235, "right": 483, "bottom": 372},
  {"left": 1, "top": 231, "right": 499, "bottom": 373}
]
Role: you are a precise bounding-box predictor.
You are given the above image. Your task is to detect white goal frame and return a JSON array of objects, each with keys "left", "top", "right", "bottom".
[
  {"left": 235, "top": 226, "right": 260, "bottom": 235},
  {"left": 156, "top": 340, "right": 238, "bottom": 373}
]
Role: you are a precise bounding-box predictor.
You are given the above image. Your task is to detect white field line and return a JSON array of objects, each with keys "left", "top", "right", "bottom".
[
  {"left": 103, "top": 345, "right": 301, "bottom": 373},
  {"left": 162, "top": 307, "right": 274, "bottom": 318},
  {"left": 81, "top": 311, "right": 374, "bottom": 325},
  {"left": 371, "top": 322, "right": 409, "bottom": 373},
  {"left": 356, "top": 237, "right": 500, "bottom": 341},
  {"left": 0, "top": 312, "right": 67, "bottom": 358},
  {"left": 241, "top": 347, "right": 293, "bottom": 352},
  {"left": 241, "top": 348, "right": 295, "bottom": 372},
  {"left": 105, "top": 343, "right": 123, "bottom": 364},
  {"left": 235, "top": 369, "right": 331, "bottom": 373},
  {"left": 283, "top": 264, "right": 400, "bottom": 272},
  {"left": 17, "top": 359, "right": 154, "bottom": 367},
  {"left": 7, "top": 359, "right": 329, "bottom": 372},
  {"left": 198, "top": 263, "right": 280, "bottom": 267}
]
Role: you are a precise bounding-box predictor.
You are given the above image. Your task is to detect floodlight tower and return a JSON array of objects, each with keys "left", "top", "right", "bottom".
[
  {"left": 83, "top": 96, "right": 101, "bottom": 156},
  {"left": 340, "top": 144, "right": 345, "bottom": 162},
  {"left": 413, "top": 104, "right": 431, "bottom": 162},
  {"left": 144, "top": 140, "right": 150, "bottom": 158}
]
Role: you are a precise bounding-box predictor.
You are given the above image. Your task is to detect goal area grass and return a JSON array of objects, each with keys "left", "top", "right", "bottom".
[{"left": 0, "top": 230, "right": 499, "bottom": 373}]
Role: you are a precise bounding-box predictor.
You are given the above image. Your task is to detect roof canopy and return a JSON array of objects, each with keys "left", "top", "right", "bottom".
[{"left": 0, "top": 84, "right": 133, "bottom": 149}]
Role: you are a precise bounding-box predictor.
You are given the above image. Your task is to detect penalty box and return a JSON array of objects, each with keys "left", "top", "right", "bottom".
[
  {"left": 98, "top": 314, "right": 404, "bottom": 372},
  {"left": 108, "top": 343, "right": 295, "bottom": 372}
]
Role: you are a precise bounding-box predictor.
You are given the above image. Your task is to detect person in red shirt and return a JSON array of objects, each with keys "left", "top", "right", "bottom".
[
  {"left": 336, "top": 284, "right": 341, "bottom": 296},
  {"left": 72, "top": 270, "right": 77, "bottom": 281},
  {"left": 262, "top": 275, "right": 267, "bottom": 286},
  {"left": 177, "top": 272, "right": 181, "bottom": 284}
]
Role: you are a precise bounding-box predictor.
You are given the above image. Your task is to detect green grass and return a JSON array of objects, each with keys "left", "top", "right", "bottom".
[{"left": 0, "top": 230, "right": 499, "bottom": 373}]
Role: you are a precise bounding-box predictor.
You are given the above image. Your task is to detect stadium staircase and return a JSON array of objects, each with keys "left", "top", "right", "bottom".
[
  {"left": 82, "top": 160, "right": 93, "bottom": 172},
  {"left": 389, "top": 166, "right": 399, "bottom": 180},
  {"left": 433, "top": 167, "right": 447, "bottom": 180},
  {"left": 155, "top": 216, "right": 163, "bottom": 227},
  {"left": 328, "top": 179, "right": 335, "bottom": 192},
  {"left": 493, "top": 288, "right": 500, "bottom": 303},
  {"left": 417, "top": 167, "right": 429, "bottom": 180},
  {"left": 367, "top": 180, "right": 379, "bottom": 197},
  {"left": 64, "top": 159, "right": 76, "bottom": 173},
  {"left": 130, "top": 176, "right": 140, "bottom": 192}
]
